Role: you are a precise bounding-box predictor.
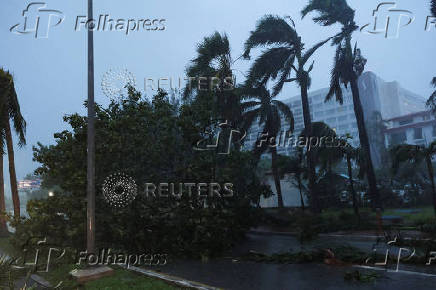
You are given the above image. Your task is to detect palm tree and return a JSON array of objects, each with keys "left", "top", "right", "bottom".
[
  {"left": 341, "top": 136, "right": 361, "bottom": 221},
  {"left": 302, "top": 0, "right": 381, "bottom": 210},
  {"left": 184, "top": 32, "right": 240, "bottom": 127},
  {"left": 391, "top": 142, "right": 436, "bottom": 216},
  {"left": 282, "top": 152, "right": 306, "bottom": 211},
  {"left": 426, "top": 78, "right": 436, "bottom": 114},
  {"left": 432, "top": 0, "right": 436, "bottom": 17},
  {"left": 241, "top": 85, "right": 294, "bottom": 208},
  {"left": 0, "top": 69, "right": 26, "bottom": 221},
  {"left": 243, "top": 15, "right": 330, "bottom": 212}
]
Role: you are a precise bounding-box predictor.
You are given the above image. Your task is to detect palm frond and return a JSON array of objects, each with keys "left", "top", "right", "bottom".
[
  {"left": 245, "top": 47, "right": 295, "bottom": 87},
  {"left": 272, "top": 100, "right": 294, "bottom": 133},
  {"left": 301, "top": 0, "right": 355, "bottom": 26},
  {"left": 432, "top": 0, "right": 436, "bottom": 17},
  {"left": 243, "top": 15, "right": 300, "bottom": 59},
  {"left": 302, "top": 37, "right": 332, "bottom": 65}
]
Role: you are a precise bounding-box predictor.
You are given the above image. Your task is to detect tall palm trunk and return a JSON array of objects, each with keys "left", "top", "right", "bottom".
[
  {"left": 297, "top": 174, "right": 305, "bottom": 211},
  {"left": 346, "top": 154, "right": 360, "bottom": 221},
  {"left": 5, "top": 121, "right": 19, "bottom": 218},
  {"left": 0, "top": 153, "right": 7, "bottom": 236},
  {"left": 425, "top": 155, "right": 436, "bottom": 216},
  {"left": 300, "top": 82, "right": 319, "bottom": 212},
  {"left": 350, "top": 79, "right": 380, "bottom": 210},
  {"left": 271, "top": 146, "right": 284, "bottom": 208}
]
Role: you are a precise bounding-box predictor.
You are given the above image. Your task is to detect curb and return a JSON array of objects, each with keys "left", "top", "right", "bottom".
[
  {"left": 248, "top": 230, "right": 431, "bottom": 242},
  {"left": 126, "top": 266, "right": 221, "bottom": 290}
]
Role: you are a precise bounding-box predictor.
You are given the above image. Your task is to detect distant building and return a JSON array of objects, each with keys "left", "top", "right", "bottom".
[
  {"left": 384, "top": 110, "right": 436, "bottom": 148},
  {"left": 244, "top": 72, "right": 426, "bottom": 168},
  {"left": 18, "top": 179, "right": 41, "bottom": 191}
]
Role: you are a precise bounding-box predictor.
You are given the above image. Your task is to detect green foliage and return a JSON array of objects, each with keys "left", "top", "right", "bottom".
[{"left": 13, "top": 88, "right": 269, "bottom": 259}]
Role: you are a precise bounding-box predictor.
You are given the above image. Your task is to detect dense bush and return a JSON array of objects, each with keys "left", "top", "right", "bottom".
[{"left": 11, "top": 89, "right": 271, "bottom": 258}]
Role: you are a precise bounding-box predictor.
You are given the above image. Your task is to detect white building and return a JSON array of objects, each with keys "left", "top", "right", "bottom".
[
  {"left": 244, "top": 72, "right": 426, "bottom": 168},
  {"left": 384, "top": 110, "right": 436, "bottom": 148}
]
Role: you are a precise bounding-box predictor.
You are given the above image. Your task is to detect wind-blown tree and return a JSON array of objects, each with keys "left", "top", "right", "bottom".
[
  {"left": 184, "top": 32, "right": 241, "bottom": 127},
  {"left": 243, "top": 15, "right": 330, "bottom": 212},
  {"left": 426, "top": 78, "right": 436, "bottom": 114},
  {"left": 0, "top": 69, "right": 26, "bottom": 220},
  {"left": 341, "top": 136, "right": 361, "bottom": 221},
  {"left": 299, "top": 122, "right": 341, "bottom": 209},
  {"left": 432, "top": 0, "right": 436, "bottom": 17},
  {"left": 302, "top": 0, "right": 381, "bottom": 209},
  {"left": 240, "top": 85, "right": 294, "bottom": 208},
  {"left": 279, "top": 152, "right": 307, "bottom": 211},
  {"left": 391, "top": 142, "right": 436, "bottom": 216}
]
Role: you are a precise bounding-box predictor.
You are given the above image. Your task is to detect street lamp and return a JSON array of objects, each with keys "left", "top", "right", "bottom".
[{"left": 86, "top": 0, "right": 96, "bottom": 254}]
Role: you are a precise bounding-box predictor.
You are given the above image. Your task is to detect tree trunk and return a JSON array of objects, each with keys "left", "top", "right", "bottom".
[
  {"left": 0, "top": 153, "right": 7, "bottom": 236},
  {"left": 347, "top": 153, "right": 360, "bottom": 222},
  {"left": 5, "top": 121, "right": 20, "bottom": 218},
  {"left": 271, "top": 146, "right": 284, "bottom": 208},
  {"left": 297, "top": 175, "right": 305, "bottom": 211},
  {"left": 300, "top": 82, "right": 319, "bottom": 212},
  {"left": 425, "top": 155, "right": 436, "bottom": 216},
  {"left": 350, "top": 78, "right": 381, "bottom": 210}
]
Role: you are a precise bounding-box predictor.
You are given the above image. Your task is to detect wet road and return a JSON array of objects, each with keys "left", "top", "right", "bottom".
[{"left": 152, "top": 233, "right": 436, "bottom": 290}]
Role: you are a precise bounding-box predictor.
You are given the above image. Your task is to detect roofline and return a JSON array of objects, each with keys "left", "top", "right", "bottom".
[{"left": 386, "top": 110, "right": 431, "bottom": 122}]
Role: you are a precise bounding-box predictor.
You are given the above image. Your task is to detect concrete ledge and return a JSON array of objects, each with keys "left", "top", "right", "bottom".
[
  {"left": 70, "top": 266, "right": 114, "bottom": 284},
  {"left": 127, "top": 266, "right": 221, "bottom": 290}
]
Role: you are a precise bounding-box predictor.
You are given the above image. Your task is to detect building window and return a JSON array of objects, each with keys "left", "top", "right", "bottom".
[
  {"left": 338, "top": 115, "right": 347, "bottom": 122},
  {"left": 414, "top": 128, "right": 423, "bottom": 140},
  {"left": 399, "top": 119, "right": 413, "bottom": 126},
  {"left": 390, "top": 132, "right": 407, "bottom": 145},
  {"left": 326, "top": 117, "right": 336, "bottom": 123}
]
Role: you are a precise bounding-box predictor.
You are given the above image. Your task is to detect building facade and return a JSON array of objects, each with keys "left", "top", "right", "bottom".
[
  {"left": 384, "top": 111, "right": 436, "bottom": 148},
  {"left": 244, "top": 72, "right": 426, "bottom": 168}
]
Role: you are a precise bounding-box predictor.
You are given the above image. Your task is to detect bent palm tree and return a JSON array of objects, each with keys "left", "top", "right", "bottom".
[
  {"left": 241, "top": 85, "right": 294, "bottom": 207},
  {"left": 341, "top": 136, "right": 361, "bottom": 221},
  {"left": 426, "top": 78, "right": 436, "bottom": 114},
  {"left": 302, "top": 0, "right": 381, "bottom": 209},
  {"left": 184, "top": 32, "right": 240, "bottom": 126},
  {"left": 391, "top": 143, "right": 436, "bottom": 216},
  {"left": 432, "top": 0, "right": 436, "bottom": 17},
  {"left": 243, "top": 15, "right": 330, "bottom": 212},
  {"left": 0, "top": 69, "right": 26, "bottom": 219}
]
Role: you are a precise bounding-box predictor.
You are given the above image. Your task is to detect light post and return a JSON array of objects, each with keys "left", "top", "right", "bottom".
[{"left": 86, "top": 0, "right": 96, "bottom": 254}]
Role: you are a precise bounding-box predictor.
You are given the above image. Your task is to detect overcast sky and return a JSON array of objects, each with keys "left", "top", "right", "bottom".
[{"left": 0, "top": 0, "right": 434, "bottom": 195}]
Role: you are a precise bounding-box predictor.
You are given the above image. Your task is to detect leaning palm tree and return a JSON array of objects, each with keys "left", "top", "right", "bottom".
[
  {"left": 341, "top": 136, "right": 361, "bottom": 221},
  {"left": 243, "top": 15, "right": 330, "bottom": 212},
  {"left": 426, "top": 78, "right": 436, "bottom": 113},
  {"left": 0, "top": 69, "right": 26, "bottom": 219},
  {"left": 302, "top": 0, "right": 381, "bottom": 210},
  {"left": 391, "top": 142, "right": 436, "bottom": 216},
  {"left": 241, "top": 85, "right": 294, "bottom": 208},
  {"left": 184, "top": 31, "right": 241, "bottom": 127},
  {"left": 284, "top": 152, "right": 307, "bottom": 211},
  {"left": 432, "top": 0, "right": 436, "bottom": 17}
]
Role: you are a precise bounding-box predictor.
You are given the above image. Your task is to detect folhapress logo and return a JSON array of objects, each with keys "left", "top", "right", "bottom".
[
  {"left": 10, "top": 2, "right": 64, "bottom": 39},
  {"left": 10, "top": 2, "right": 166, "bottom": 39}
]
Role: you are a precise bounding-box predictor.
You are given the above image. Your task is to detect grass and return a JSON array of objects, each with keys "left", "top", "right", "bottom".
[
  {"left": 40, "top": 265, "right": 179, "bottom": 290},
  {"left": 384, "top": 207, "right": 435, "bottom": 225},
  {"left": 0, "top": 237, "right": 178, "bottom": 289}
]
